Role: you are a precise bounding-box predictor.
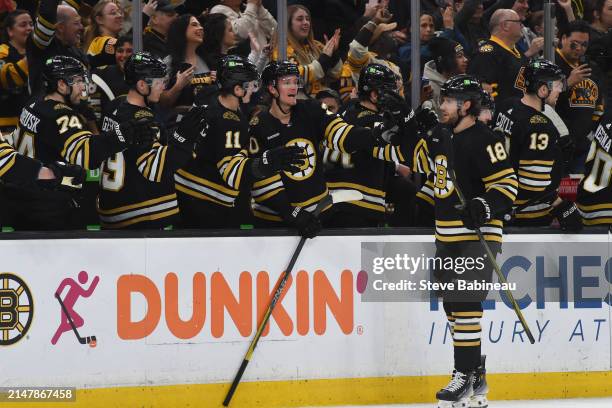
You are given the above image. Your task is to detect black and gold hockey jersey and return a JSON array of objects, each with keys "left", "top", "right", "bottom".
[
  {"left": 98, "top": 101, "right": 190, "bottom": 229},
  {"left": 0, "top": 43, "right": 29, "bottom": 131},
  {"left": 468, "top": 36, "right": 528, "bottom": 102},
  {"left": 175, "top": 97, "right": 253, "bottom": 209},
  {"left": 87, "top": 36, "right": 117, "bottom": 69},
  {"left": 90, "top": 64, "right": 129, "bottom": 123},
  {"left": 414, "top": 122, "right": 517, "bottom": 243},
  {"left": 576, "top": 111, "right": 612, "bottom": 225},
  {"left": 13, "top": 97, "right": 115, "bottom": 169},
  {"left": 251, "top": 99, "right": 406, "bottom": 222},
  {"left": 323, "top": 103, "right": 387, "bottom": 220},
  {"left": 0, "top": 134, "right": 42, "bottom": 185},
  {"left": 493, "top": 98, "right": 562, "bottom": 224}
]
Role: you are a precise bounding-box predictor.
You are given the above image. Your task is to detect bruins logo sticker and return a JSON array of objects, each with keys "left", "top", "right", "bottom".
[
  {"left": 569, "top": 79, "right": 598, "bottom": 108},
  {"left": 0, "top": 273, "right": 34, "bottom": 346},
  {"left": 285, "top": 138, "right": 316, "bottom": 181},
  {"left": 479, "top": 44, "right": 494, "bottom": 53}
]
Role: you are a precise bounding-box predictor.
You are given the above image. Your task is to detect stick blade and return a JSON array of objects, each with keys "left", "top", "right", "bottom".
[{"left": 330, "top": 189, "right": 363, "bottom": 204}]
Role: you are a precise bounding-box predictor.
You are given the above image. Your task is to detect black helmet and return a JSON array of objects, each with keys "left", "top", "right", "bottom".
[
  {"left": 217, "top": 55, "right": 259, "bottom": 91},
  {"left": 440, "top": 74, "right": 482, "bottom": 101},
  {"left": 261, "top": 60, "right": 300, "bottom": 89},
  {"left": 523, "top": 58, "right": 564, "bottom": 94},
  {"left": 480, "top": 88, "right": 495, "bottom": 111},
  {"left": 124, "top": 52, "right": 167, "bottom": 86},
  {"left": 358, "top": 63, "right": 397, "bottom": 98},
  {"left": 43, "top": 55, "right": 88, "bottom": 92}
]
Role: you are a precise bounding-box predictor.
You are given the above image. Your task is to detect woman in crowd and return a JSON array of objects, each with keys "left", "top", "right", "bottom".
[
  {"left": 0, "top": 9, "right": 32, "bottom": 141},
  {"left": 159, "top": 14, "right": 209, "bottom": 115},
  {"left": 273, "top": 4, "right": 343, "bottom": 98},
  {"left": 83, "top": 0, "right": 124, "bottom": 68}
]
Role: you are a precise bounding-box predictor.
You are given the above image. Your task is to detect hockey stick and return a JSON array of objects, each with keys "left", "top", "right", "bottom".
[
  {"left": 448, "top": 169, "right": 536, "bottom": 344},
  {"left": 55, "top": 293, "right": 97, "bottom": 346},
  {"left": 223, "top": 189, "right": 364, "bottom": 406},
  {"left": 503, "top": 188, "right": 558, "bottom": 222}
]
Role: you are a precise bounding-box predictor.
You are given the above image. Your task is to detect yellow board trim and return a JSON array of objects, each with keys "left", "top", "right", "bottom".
[{"left": 5, "top": 371, "right": 610, "bottom": 408}]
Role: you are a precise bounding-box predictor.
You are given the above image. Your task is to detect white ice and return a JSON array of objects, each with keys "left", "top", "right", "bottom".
[{"left": 307, "top": 398, "right": 612, "bottom": 408}]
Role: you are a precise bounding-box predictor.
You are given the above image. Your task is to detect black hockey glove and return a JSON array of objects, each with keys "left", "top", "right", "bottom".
[
  {"left": 171, "top": 106, "right": 207, "bottom": 150},
  {"left": 551, "top": 200, "right": 583, "bottom": 232},
  {"left": 413, "top": 106, "right": 439, "bottom": 134},
  {"left": 251, "top": 145, "right": 306, "bottom": 178},
  {"left": 378, "top": 90, "right": 412, "bottom": 127},
  {"left": 456, "top": 197, "right": 492, "bottom": 230},
  {"left": 288, "top": 206, "right": 322, "bottom": 239},
  {"left": 119, "top": 118, "right": 160, "bottom": 146},
  {"left": 38, "top": 161, "right": 86, "bottom": 191}
]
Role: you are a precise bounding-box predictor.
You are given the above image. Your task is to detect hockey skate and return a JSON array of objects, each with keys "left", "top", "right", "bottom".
[
  {"left": 470, "top": 355, "right": 489, "bottom": 407},
  {"left": 436, "top": 370, "right": 474, "bottom": 408}
]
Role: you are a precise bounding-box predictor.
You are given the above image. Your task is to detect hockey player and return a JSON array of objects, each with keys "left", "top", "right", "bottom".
[
  {"left": 576, "top": 109, "right": 612, "bottom": 225},
  {"left": 418, "top": 75, "right": 517, "bottom": 408},
  {"left": 4, "top": 55, "right": 127, "bottom": 230},
  {"left": 175, "top": 55, "right": 305, "bottom": 228},
  {"left": 250, "top": 60, "right": 413, "bottom": 236},
  {"left": 98, "top": 52, "right": 200, "bottom": 229},
  {"left": 493, "top": 59, "right": 582, "bottom": 230}
]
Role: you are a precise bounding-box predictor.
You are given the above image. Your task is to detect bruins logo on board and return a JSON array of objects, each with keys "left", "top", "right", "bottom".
[
  {"left": 569, "top": 79, "right": 598, "bottom": 108},
  {"left": 0, "top": 273, "right": 34, "bottom": 346},
  {"left": 514, "top": 66, "right": 527, "bottom": 92},
  {"left": 223, "top": 111, "right": 241, "bottom": 122},
  {"left": 284, "top": 138, "right": 316, "bottom": 181},
  {"left": 433, "top": 155, "right": 454, "bottom": 198}
]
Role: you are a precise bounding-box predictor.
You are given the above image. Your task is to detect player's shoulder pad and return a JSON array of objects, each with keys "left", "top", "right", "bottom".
[{"left": 0, "top": 43, "right": 9, "bottom": 59}]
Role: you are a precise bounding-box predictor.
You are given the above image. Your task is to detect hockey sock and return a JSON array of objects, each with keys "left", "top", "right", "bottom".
[
  {"left": 443, "top": 301, "right": 455, "bottom": 336},
  {"left": 452, "top": 302, "right": 483, "bottom": 372}
]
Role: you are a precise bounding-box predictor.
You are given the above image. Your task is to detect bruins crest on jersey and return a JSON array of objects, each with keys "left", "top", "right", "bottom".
[
  {"left": 433, "top": 155, "right": 454, "bottom": 198},
  {"left": 284, "top": 138, "right": 316, "bottom": 181},
  {"left": 569, "top": 79, "right": 598, "bottom": 108}
]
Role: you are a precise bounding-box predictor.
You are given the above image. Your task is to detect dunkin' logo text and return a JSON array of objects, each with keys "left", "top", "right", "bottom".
[{"left": 117, "top": 270, "right": 355, "bottom": 340}]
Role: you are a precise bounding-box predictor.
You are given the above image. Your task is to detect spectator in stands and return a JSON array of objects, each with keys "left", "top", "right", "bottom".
[
  {"left": 83, "top": 0, "right": 124, "bottom": 68},
  {"left": 468, "top": 9, "right": 528, "bottom": 103},
  {"left": 454, "top": 0, "right": 489, "bottom": 56},
  {"left": 143, "top": 0, "right": 178, "bottom": 59},
  {"left": 422, "top": 36, "right": 468, "bottom": 116},
  {"left": 90, "top": 35, "right": 132, "bottom": 122},
  {"left": 398, "top": 13, "right": 436, "bottom": 70},
  {"left": 209, "top": 0, "right": 277, "bottom": 58},
  {"left": 200, "top": 13, "right": 238, "bottom": 73},
  {"left": 585, "top": 0, "right": 612, "bottom": 107},
  {"left": 26, "top": 0, "right": 87, "bottom": 96},
  {"left": 159, "top": 14, "right": 210, "bottom": 115},
  {"left": 0, "top": 9, "right": 32, "bottom": 140},
  {"left": 273, "top": 4, "right": 343, "bottom": 98},
  {"left": 555, "top": 20, "right": 606, "bottom": 174}
]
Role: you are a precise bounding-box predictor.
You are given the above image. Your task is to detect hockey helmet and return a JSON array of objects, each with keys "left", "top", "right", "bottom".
[
  {"left": 124, "top": 52, "right": 168, "bottom": 87},
  {"left": 440, "top": 74, "right": 482, "bottom": 101},
  {"left": 43, "top": 55, "right": 88, "bottom": 92},
  {"left": 523, "top": 58, "right": 565, "bottom": 94},
  {"left": 480, "top": 88, "right": 495, "bottom": 111},
  {"left": 217, "top": 55, "right": 260, "bottom": 92},
  {"left": 358, "top": 63, "right": 398, "bottom": 98},
  {"left": 261, "top": 60, "right": 300, "bottom": 89}
]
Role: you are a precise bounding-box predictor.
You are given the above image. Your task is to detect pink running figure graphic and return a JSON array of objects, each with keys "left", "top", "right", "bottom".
[{"left": 51, "top": 271, "right": 99, "bottom": 346}]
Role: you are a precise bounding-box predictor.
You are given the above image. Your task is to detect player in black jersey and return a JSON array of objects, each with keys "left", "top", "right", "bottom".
[
  {"left": 4, "top": 55, "right": 126, "bottom": 230},
  {"left": 415, "top": 75, "right": 517, "bottom": 408},
  {"left": 322, "top": 63, "right": 403, "bottom": 227},
  {"left": 98, "top": 52, "right": 200, "bottom": 229},
  {"left": 175, "top": 55, "right": 305, "bottom": 229},
  {"left": 250, "top": 61, "right": 412, "bottom": 237},
  {"left": 493, "top": 59, "right": 582, "bottom": 231}
]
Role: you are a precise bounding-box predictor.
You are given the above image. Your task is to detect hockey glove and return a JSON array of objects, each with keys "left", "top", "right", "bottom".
[
  {"left": 119, "top": 118, "right": 160, "bottom": 146},
  {"left": 251, "top": 145, "right": 306, "bottom": 179},
  {"left": 289, "top": 206, "right": 322, "bottom": 239},
  {"left": 413, "top": 107, "right": 438, "bottom": 134},
  {"left": 378, "top": 90, "right": 412, "bottom": 127},
  {"left": 171, "top": 106, "right": 208, "bottom": 150},
  {"left": 551, "top": 200, "right": 583, "bottom": 232},
  {"left": 39, "top": 161, "right": 86, "bottom": 190},
  {"left": 456, "top": 197, "right": 492, "bottom": 230}
]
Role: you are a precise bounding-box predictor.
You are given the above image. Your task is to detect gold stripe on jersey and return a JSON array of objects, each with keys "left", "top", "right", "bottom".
[
  {"left": 136, "top": 143, "right": 168, "bottom": 183},
  {"left": 416, "top": 179, "right": 435, "bottom": 206},
  {"left": 291, "top": 189, "right": 329, "bottom": 208},
  {"left": 517, "top": 158, "right": 553, "bottom": 192},
  {"left": 435, "top": 219, "right": 504, "bottom": 243},
  {"left": 33, "top": 16, "right": 54, "bottom": 49},
  {"left": 62, "top": 130, "right": 93, "bottom": 168},
  {"left": 217, "top": 149, "right": 250, "bottom": 190},
  {"left": 97, "top": 193, "right": 179, "bottom": 229},
  {"left": 324, "top": 117, "right": 355, "bottom": 153},
  {"left": 577, "top": 202, "right": 612, "bottom": 225},
  {"left": 413, "top": 139, "right": 432, "bottom": 174},
  {"left": 252, "top": 174, "right": 284, "bottom": 202},
  {"left": 0, "top": 142, "right": 17, "bottom": 178},
  {"left": 373, "top": 144, "right": 405, "bottom": 163},
  {"left": 482, "top": 168, "right": 518, "bottom": 201},
  {"left": 327, "top": 181, "right": 386, "bottom": 213},
  {"left": 252, "top": 202, "right": 283, "bottom": 222},
  {"left": 175, "top": 169, "right": 239, "bottom": 207}
]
